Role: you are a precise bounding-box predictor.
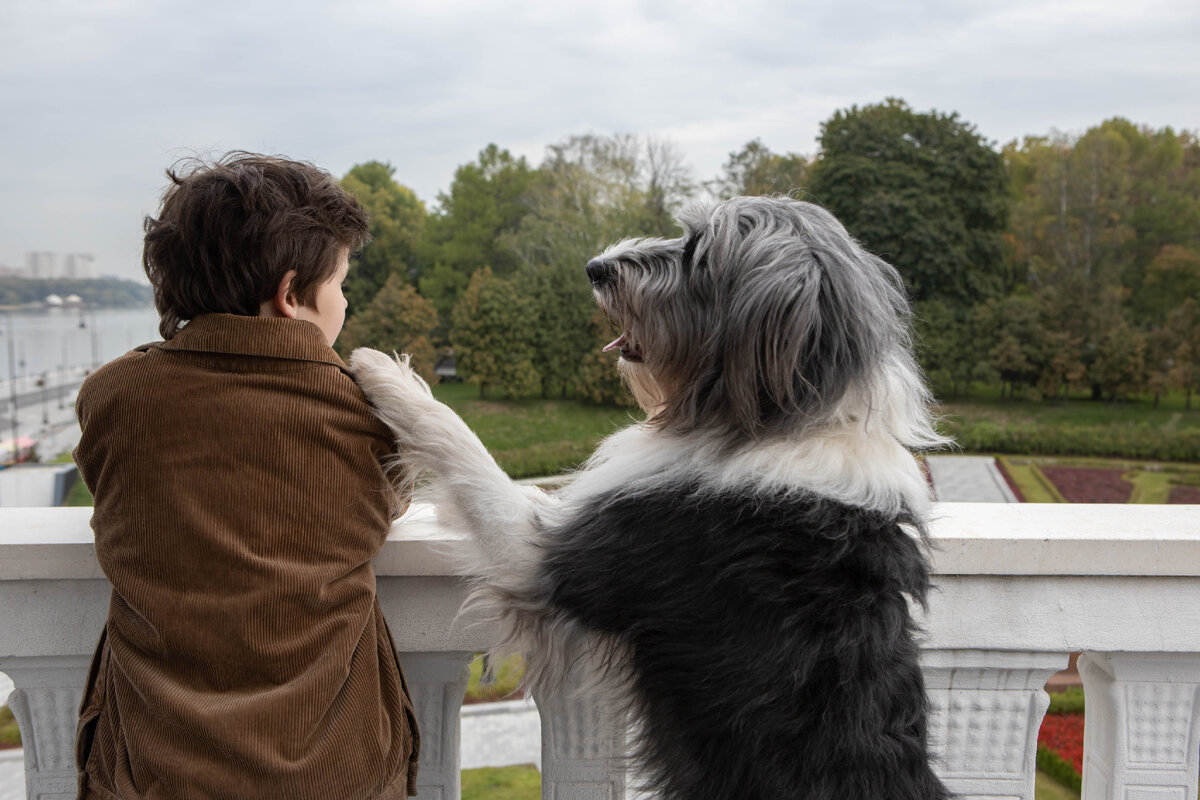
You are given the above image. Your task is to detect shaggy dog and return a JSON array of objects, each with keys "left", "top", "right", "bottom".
[{"left": 350, "top": 196, "right": 951, "bottom": 800}]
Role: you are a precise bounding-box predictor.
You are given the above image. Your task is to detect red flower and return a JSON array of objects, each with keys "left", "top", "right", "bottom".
[{"left": 1038, "top": 713, "right": 1085, "bottom": 775}]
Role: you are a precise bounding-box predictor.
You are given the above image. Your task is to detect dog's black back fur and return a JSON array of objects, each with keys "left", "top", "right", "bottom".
[{"left": 539, "top": 485, "right": 951, "bottom": 800}]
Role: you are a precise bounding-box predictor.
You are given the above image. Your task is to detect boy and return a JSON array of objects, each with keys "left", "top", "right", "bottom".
[{"left": 72, "top": 152, "right": 419, "bottom": 799}]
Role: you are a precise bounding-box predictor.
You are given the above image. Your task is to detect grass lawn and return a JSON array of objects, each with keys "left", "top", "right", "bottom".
[
  {"left": 940, "top": 384, "right": 1200, "bottom": 429},
  {"left": 462, "top": 765, "right": 540, "bottom": 800},
  {"left": 939, "top": 387, "right": 1200, "bottom": 462},
  {"left": 435, "top": 381, "right": 1200, "bottom": 478},
  {"left": 432, "top": 381, "right": 640, "bottom": 478},
  {"left": 1035, "top": 769, "right": 1080, "bottom": 800},
  {"left": 464, "top": 654, "right": 526, "bottom": 704}
]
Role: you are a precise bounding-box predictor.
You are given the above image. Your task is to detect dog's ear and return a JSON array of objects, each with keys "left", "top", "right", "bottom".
[{"left": 715, "top": 204, "right": 907, "bottom": 436}]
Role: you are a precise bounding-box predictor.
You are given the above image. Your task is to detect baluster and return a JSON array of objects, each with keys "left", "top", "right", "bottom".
[
  {"left": 922, "top": 649, "right": 1068, "bottom": 800},
  {"left": 400, "top": 651, "right": 474, "bottom": 800},
  {"left": 535, "top": 656, "right": 626, "bottom": 800},
  {"left": 1077, "top": 652, "right": 1200, "bottom": 800},
  {"left": 1, "top": 655, "right": 91, "bottom": 800}
]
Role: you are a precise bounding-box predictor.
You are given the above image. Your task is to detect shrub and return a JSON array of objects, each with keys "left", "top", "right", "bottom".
[
  {"left": 1037, "top": 745, "right": 1083, "bottom": 794},
  {"left": 941, "top": 420, "right": 1200, "bottom": 462},
  {"left": 0, "top": 704, "right": 20, "bottom": 747},
  {"left": 1047, "top": 687, "right": 1085, "bottom": 715}
]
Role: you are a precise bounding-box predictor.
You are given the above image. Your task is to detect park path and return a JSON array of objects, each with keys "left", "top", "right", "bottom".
[{"left": 925, "top": 454, "right": 1018, "bottom": 503}]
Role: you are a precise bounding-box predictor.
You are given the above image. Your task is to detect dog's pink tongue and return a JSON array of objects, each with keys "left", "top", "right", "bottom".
[{"left": 602, "top": 334, "right": 626, "bottom": 353}]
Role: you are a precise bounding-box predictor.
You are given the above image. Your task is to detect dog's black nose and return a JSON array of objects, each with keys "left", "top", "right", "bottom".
[{"left": 586, "top": 258, "right": 613, "bottom": 285}]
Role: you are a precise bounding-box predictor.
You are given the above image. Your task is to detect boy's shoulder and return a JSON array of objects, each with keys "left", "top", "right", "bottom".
[{"left": 79, "top": 343, "right": 159, "bottom": 390}]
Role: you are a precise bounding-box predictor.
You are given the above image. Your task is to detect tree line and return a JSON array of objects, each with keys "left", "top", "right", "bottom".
[
  {"left": 0, "top": 277, "right": 154, "bottom": 309},
  {"left": 335, "top": 99, "right": 1200, "bottom": 408}
]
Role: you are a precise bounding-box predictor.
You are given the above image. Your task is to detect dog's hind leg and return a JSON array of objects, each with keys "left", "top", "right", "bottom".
[{"left": 349, "top": 348, "right": 547, "bottom": 579}]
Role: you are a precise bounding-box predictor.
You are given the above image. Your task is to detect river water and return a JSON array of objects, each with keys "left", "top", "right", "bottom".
[{"left": 0, "top": 307, "right": 161, "bottom": 380}]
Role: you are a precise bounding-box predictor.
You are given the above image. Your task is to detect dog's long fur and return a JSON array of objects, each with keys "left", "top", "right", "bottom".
[{"left": 351, "top": 196, "right": 951, "bottom": 800}]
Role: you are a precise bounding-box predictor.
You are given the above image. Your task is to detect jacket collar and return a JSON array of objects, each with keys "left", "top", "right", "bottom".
[{"left": 149, "top": 314, "right": 346, "bottom": 368}]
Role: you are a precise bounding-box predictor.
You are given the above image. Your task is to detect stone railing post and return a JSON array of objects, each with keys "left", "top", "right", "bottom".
[
  {"left": 1077, "top": 652, "right": 1200, "bottom": 800},
  {"left": 399, "top": 651, "right": 474, "bottom": 800},
  {"left": 535, "top": 656, "right": 627, "bottom": 800},
  {"left": 3, "top": 655, "right": 92, "bottom": 800},
  {"left": 922, "top": 649, "right": 1067, "bottom": 800}
]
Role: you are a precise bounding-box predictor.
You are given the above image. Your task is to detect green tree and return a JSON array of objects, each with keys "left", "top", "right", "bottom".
[
  {"left": 497, "top": 133, "right": 694, "bottom": 400},
  {"left": 1003, "top": 120, "right": 1200, "bottom": 398},
  {"left": 913, "top": 299, "right": 982, "bottom": 397},
  {"left": 971, "top": 295, "right": 1046, "bottom": 399},
  {"left": 340, "top": 161, "right": 426, "bottom": 314},
  {"left": 709, "top": 139, "right": 812, "bottom": 198},
  {"left": 337, "top": 274, "right": 439, "bottom": 382},
  {"left": 640, "top": 136, "right": 696, "bottom": 234},
  {"left": 573, "top": 310, "right": 635, "bottom": 406},
  {"left": 0, "top": 277, "right": 153, "bottom": 308},
  {"left": 419, "top": 145, "right": 536, "bottom": 320},
  {"left": 1167, "top": 298, "right": 1200, "bottom": 409},
  {"left": 809, "top": 98, "right": 1009, "bottom": 308},
  {"left": 451, "top": 268, "right": 540, "bottom": 399},
  {"left": 1091, "top": 316, "right": 1147, "bottom": 402},
  {"left": 1140, "top": 245, "right": 1200, "bottom": 327}
]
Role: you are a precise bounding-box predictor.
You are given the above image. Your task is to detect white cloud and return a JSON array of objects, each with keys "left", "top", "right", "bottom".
[{"left": 1, "top": 0, "right": 1197, "bottom": 277}]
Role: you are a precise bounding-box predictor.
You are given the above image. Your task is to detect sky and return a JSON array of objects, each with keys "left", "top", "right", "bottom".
[{"left": 2, "top": 0, "right": 1198, "bottom": 281}]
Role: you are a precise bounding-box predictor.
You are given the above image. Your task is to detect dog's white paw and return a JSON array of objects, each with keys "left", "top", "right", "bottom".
[
  {"left": 350, "top": 347, "right": 484, "bottom": 475},
  {"left": 350, "top": 348, "right": 434, "bottom": 403},
  {"left": 349, "top": 348, "right": 439, "bottom": 447}
]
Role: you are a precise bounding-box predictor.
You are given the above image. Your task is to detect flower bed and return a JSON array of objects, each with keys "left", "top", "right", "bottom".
[
  {"left": 1168, "top": 485, "right": 1200, "bottom": 504},
  {"left": 993, "top": 458, "right": 1026, "bottom": 502},
  {"left": 1037, "top": 711, "right": 1084, "bottom": 792},
  {"left": 1039, "top": 467, "right": 1133, "bottom": 503}
]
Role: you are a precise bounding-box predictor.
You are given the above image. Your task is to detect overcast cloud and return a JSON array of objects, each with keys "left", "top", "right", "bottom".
[{"left": 2, "top": 0, "right": 1198, "bottom": 280}]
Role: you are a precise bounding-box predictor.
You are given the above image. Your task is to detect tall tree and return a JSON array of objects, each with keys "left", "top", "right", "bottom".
[
  {"left": 340, "top": 161, "right": 426, "bottom": 315},
  {"left": 450, "top": 267, "right": 540, "bottom": 399},
  {"left": 573, "top": 310, "right": 636, "bottom": 406},
  {"left": 419, "top": 145, "right": 536, "bottom": 320},
  {"left": 1004, "top": 120, "right": 1200, "bottom": 397},
  {"left": 970, "top": 295, "right": 1046, "bottom": 399},
  {"left": 337, "top": 274, "right": 439, "bottom": 382},
  {"left": 709, "top": 139, "right": 812, "bottom": 199},
  {"left": 913, "top": 299, "right": 983, "bottom": 397},
  {"left": 809, "top": 98, "right": 1009, "bottom": 308},
  {"left": 498, "top": 133, "right": 695, "bottom": 398},
  {"left": 1167, "top": 299, "right": 1200, "bottom": 409},
  {"left": 1138, "top": 245, "right": 1200, "bottom": 327}
]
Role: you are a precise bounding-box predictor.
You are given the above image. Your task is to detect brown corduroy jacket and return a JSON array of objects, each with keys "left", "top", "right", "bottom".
[{"left": 73, "top": 313, "right": 419, "bottom": 800}]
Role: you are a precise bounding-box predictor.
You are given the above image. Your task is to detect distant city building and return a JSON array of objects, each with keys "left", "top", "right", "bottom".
[
  {"left": 26, "top": 251, "right": 58, "bottom": 279},
  {"left": 63, "top": 253, "right": 96, "bottom": 280},
  {"left": 0, "top": 264, "right": 30, "bottom": 277}
]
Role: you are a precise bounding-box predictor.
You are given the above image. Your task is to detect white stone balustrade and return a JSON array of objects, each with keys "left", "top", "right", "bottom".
[{"left": 2, "top": 503, "right": 1198, "bottom": 799}]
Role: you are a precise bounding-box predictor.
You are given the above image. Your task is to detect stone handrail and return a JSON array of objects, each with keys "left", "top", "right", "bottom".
[{"left": 2, "top": 503, "right": 1199, "bottom": 799}]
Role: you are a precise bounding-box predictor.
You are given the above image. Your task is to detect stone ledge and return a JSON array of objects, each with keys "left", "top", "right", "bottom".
[{"left": 2, "top": 502, "right": 1198, "bottom": 581}]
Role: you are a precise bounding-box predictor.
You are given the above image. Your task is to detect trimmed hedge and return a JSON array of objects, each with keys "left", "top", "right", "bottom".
[
  {"left": 0, "top": 704, "right": 20, "bottom": 747},
  {"left": 941, "top": 420, "right": 1200, "bottom": 462},
  {"left": 1047, "top": 687, "right": 1085, "bottom": 715},
  {"left": 1036, "top": 745, "right": 1082, "bottom": 793}
]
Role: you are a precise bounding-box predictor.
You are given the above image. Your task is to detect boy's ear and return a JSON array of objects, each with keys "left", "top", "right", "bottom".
[{"left": 260, "top": 270, "right": 300, "bottom": 319}]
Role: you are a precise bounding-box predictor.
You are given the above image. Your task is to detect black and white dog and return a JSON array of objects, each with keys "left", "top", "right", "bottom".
[{"left": 351, "top": 196, "right": 951, "bottom": 800}]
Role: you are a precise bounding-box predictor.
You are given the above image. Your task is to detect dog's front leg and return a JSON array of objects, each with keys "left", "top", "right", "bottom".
[{"left": 349, "top": 348, "right": 546, "bottom": 574}]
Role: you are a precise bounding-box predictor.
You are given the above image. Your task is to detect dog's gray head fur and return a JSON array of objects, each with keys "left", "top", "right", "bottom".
[{"left": 588, "top": 195, "right": 944, "bottom": 449}]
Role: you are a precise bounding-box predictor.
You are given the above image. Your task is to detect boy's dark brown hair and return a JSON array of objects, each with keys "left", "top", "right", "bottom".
[{"left": 143, "top": 152, "right": 370, "bottom": 339}]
